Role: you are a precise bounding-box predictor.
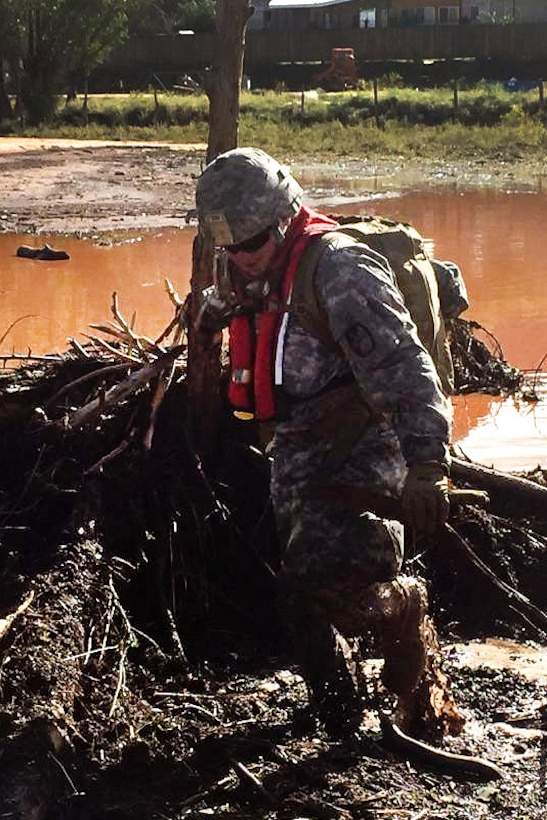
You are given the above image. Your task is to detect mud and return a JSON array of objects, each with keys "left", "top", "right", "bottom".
[{"left": 0, "top": 138, "right": 544, "bottom": 234}]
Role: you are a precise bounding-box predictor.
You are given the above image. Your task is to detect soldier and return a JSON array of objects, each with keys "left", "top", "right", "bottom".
[{"left": 195, "top": 147, "right": 462, "bottom": 738}]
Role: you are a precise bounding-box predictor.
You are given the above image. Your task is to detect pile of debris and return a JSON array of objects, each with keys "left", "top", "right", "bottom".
[{"left": 0, "top": 301, "right": 546, "bottom": 818}]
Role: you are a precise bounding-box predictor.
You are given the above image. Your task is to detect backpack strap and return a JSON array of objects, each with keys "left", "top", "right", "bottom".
[
  {"left": 287, "top": 231, "right": 379, "bottom": 476},
  {"left": 289, "top": 232, "right": 337, "bottom": 348}
]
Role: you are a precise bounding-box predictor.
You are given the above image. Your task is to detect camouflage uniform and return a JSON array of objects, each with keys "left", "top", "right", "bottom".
[
  {"left": 195, "top": 147, "right": 457, "bottom": 735},
  {"left": 270, "top": 235, "right": 452, "bottom": 731}
]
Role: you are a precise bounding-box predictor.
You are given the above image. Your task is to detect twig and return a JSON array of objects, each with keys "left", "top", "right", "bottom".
[
  {"left": 451, "top": 456, "right": 547, "bottom": 520},
  {"left": 89, "top": 323, "right": 163, "bottom": 354},
  {"left": 45, "top": 363, "right": 137, "bottom": 409},
  {"left": 143, "top": 372, "right": 170, "bottom": 450},
  {"left": 155, "top": 307, "right": 187, "bottom": 347},
  {"left": 156, "top": 279, "right": 187, "bottom": 346},
  {"left": 164, "top": 277, "right": 184, "bottom": 308},
  {"left": 99, "top": 588, "right": 116, "bottom": 663},
  {"left": 410, "top": 809, "right": 429, "bottom": 820},
  {"left": 176, "top": 776, "right": 235, "bottom": 809},
  {"left": 177, "top": 702, "right": 221, "bottom": 723},
  {"left": 84, "top": 436, "right": 132, "bottom": 475},
  {"left": 164, "top": 606, "right": 190, "bottom": 668},
  {"left": 110, "top": 292, "right": 147, "bottom": 358},
  {"left": 227, "top": 755, "right": 276, "bottom": 806},
  {"left": 0, "top": 353, "right": 64, "bottom": 364},
  {"left": 108, "top": 575, "right": 138, "bottom": 646},
  {"left": 81, "top": 333, "right": 143, "bottom": 363},
  {"left": 48, "top": 752, "right": 82, "bottom": 797},
  {"left": 108, "top": 644, "right": 128, "bottom": 717},
  {"left": 0, "top": 315, "right": 38, "bottom": 347},
  {"left": 62, "top": 645, "right": 118, "bottom": 663},
  {"left": 67, "top": 337, "right": 91, "bottom": 358},
  {"left": 0, "top": 590, "right": 35, "bottom": 640}
]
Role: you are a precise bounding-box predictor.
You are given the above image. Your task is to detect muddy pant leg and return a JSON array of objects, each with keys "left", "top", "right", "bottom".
[
  {"left": 356, "top": 576, "right": 465, "bottom": 735},
  {"left": 359, "top": 576, "right": 429, "bottom": 697}
]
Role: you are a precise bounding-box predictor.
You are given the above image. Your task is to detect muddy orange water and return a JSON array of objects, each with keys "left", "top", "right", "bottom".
[{"left": 1, "top": 188, "right": 546, "bottom": 470}]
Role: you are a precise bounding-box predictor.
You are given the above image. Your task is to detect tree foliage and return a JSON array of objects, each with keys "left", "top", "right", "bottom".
[
  {"left": 135, "top": 0, "right": 216, "bottom": 34},
  {"left": 0, "top": 0, "right": 145, "bottom": 124}
]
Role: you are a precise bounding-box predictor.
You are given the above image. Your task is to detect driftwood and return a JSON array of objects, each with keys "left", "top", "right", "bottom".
[
  {"left": 451, "top": 456, "right": 547, "bottom": 521},
  {"left": 16, "top": 244, "right": 70, "bottom": 261},
  {"left": 64, "top": 345, "right": 184, "bottom": 429}
]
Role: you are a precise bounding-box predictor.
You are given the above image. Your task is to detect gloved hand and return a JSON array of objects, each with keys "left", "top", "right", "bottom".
[{"left": 401, "top": 462, "right": 450, "bottom": 536}]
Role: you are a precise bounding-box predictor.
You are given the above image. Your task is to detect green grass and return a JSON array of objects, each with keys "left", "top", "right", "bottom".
[{"left": 2, "top": 85, "right": 546, "bottom": 162}]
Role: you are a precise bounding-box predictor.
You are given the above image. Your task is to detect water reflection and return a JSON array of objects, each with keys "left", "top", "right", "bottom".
[
  {"left": 452, "top": 380, "right": 547, "bottom": 471},
  {"left": 0, "top": 230, "right": 193, "bottom": 355},
  {"left": 1, "top": 187, "right": 546, "bottom": 470}
]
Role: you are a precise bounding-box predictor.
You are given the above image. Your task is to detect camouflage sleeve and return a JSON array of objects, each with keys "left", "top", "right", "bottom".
[{"left": 314, "top": 238, "right": 452, "bottom": 468}]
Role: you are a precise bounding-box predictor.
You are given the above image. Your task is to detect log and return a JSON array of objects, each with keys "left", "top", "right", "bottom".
[
  {"left": 16, "top": 244, "right": 70, "bottom": 261},
  {"left": 451, "top": 457, "right": 547, "bottom": 521},
  {"left": 65, "top": 345, "right": 184, "bottom": 429}
]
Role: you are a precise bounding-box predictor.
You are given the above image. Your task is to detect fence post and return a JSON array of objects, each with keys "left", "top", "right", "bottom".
[
  {"left": 153, "top": 86, "right": 159, "bottom": 126},
  {"left": 539, "top": 79, "right": 545, "bottom": 110},
  {"left": 373, "top": 77, "right": 379, "bottom": 127},
  {"left": 453, "top": 79, "right": 459, "bottom": 120}
]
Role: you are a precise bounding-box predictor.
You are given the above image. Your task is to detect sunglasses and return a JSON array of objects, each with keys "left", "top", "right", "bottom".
[{"left": 224, "top": 227, "right": 272, "bottom": 254}]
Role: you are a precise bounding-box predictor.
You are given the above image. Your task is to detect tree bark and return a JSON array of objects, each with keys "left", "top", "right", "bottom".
[
  {"left": 186, "top": 0, "right": 253, "bottom": 466},
  {"left": 205, "top": 0, "right": 253, "bottom": 164}
]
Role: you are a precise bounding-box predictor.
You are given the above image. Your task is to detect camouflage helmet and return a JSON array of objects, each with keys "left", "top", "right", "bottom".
[{"left": 195, "top": 147, "right": 303, "bottom": 246}]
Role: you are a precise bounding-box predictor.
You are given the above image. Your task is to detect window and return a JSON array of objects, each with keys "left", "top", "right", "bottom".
[
  {"left": 359, "top": 9, "right": 376, "bottom": 28},
  {"left": 438, "top": 5, "right": 460, "bottom": 24},
  {"left": 416, "top": 7, "right": 436, "bottom": 24}
]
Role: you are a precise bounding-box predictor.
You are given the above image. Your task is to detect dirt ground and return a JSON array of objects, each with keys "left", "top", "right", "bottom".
[
  {"left": 0, "top": 137, "right": 545, "bottom": 234},
  {"left": 1, "top": 137, "right": 547, "bottom": 820}
]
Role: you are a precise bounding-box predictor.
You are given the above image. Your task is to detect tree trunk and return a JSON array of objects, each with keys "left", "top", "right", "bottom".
[
  {"left": 186, "top": 234, "right": 224, "bottom": 463},
  {"left": 22, "top": 7, "right": 58, "bottom": 124},
  {"left": 0, "top": 58, "right": 13, "bottom": 120},
  {"left": 206, "top": 1, "right": 252, "bottom": 164},
  {"left": 186, "top": 0, "right": 253, "bottom": 466}
]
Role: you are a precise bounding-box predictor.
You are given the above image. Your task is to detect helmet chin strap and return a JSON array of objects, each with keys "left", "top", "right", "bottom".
[{"left": 271, "top": 215, "right": 295, "bottom": 246}]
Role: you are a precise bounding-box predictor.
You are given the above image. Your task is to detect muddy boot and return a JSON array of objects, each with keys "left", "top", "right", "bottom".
[
  {"left": 306, "top": 630, "right": 366, "bottom": 739},
  {"left": 284, "top": 590, "right": 364, "bottom": 740}
]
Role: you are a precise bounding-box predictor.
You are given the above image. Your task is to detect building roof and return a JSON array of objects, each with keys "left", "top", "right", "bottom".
[{"left": 268, "top": 0, "right": 354, "bottom": 9}]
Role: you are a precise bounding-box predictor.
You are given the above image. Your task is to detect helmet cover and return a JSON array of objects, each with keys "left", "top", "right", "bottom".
[{"left": 195, "top": 147, "right": 303, "bottom": 246}]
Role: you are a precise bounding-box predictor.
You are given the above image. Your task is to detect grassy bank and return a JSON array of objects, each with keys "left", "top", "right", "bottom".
[{"left": 2, "top": 84, "right": 547, "bottom": 161}]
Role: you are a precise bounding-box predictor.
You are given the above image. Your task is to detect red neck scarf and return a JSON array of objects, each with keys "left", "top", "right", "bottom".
[{"left": 228, "top": 206, "right": 337, "bottom": 420}]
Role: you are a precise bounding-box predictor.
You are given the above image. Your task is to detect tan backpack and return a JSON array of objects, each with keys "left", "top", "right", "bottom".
[{"left": 291, "top": 215, "right": 455, "bottom": 395}]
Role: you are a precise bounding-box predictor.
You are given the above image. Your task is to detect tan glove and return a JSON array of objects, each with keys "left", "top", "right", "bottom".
[{"left": 401, "top": 462, "right": 450, "bottom": 536}]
